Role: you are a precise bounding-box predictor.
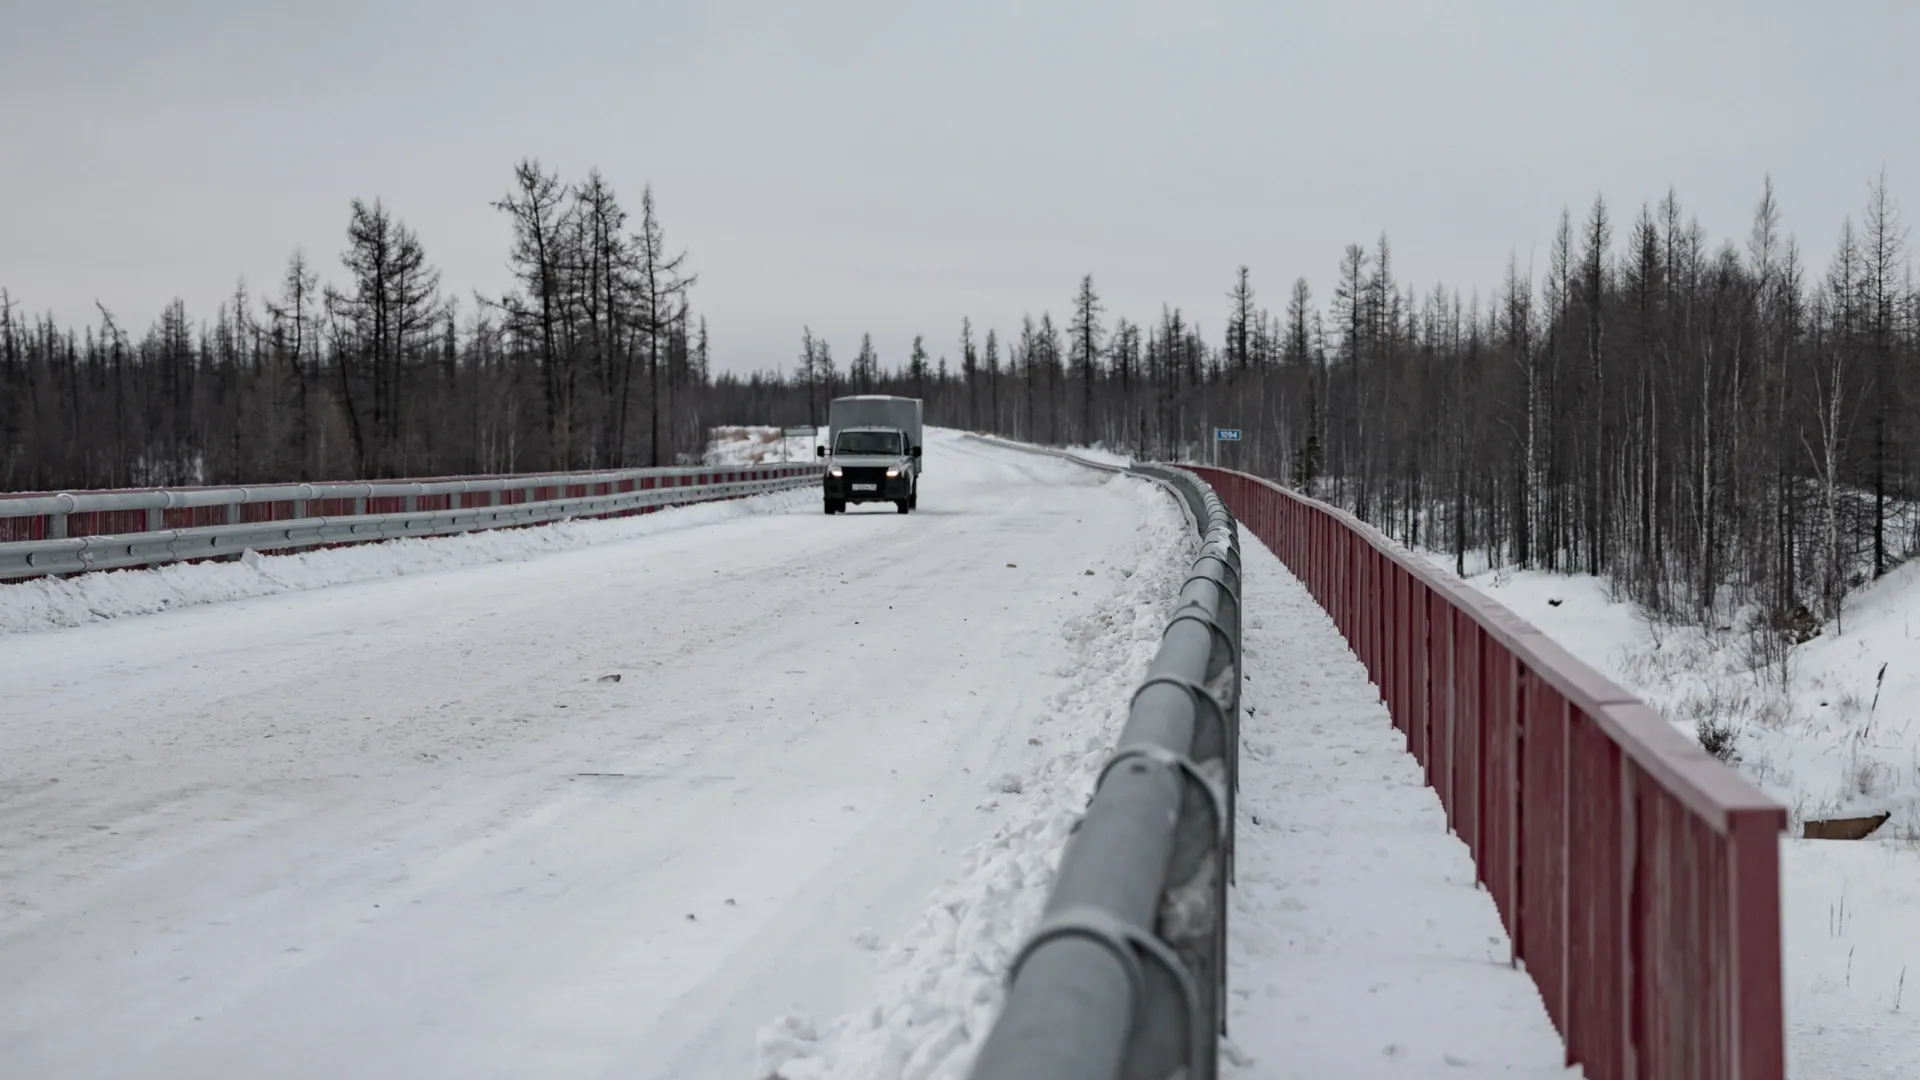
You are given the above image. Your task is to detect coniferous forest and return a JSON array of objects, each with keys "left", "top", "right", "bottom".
[{"left": 4, "top": 167, "right": 1915, "bottom": 636}]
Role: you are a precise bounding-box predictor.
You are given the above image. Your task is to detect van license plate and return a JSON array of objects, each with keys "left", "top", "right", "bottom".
[{"left": 852, "top": 483, "right": 877, "bottom": 491}]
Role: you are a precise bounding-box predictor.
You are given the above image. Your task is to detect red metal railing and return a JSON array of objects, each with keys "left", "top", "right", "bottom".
[{"left": 1190, "top": 466, "right": 1786, "bottom": 1080}]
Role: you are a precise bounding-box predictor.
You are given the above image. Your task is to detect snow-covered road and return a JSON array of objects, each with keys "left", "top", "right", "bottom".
[{"left": 0, "top": 432, "right": 1190, "bottom": 1080}]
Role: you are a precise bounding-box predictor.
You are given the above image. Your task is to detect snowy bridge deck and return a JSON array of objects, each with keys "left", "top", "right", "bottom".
[{"left": 0, "top": 434, "right": 1785, "bottom": 1079}]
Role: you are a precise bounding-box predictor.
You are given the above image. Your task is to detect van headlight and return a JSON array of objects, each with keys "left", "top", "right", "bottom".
[
  {"left": 886, "top": 467, "right": 901, "bottom": 477},
  {"left": 828, "top": 466, "right": 843, "bottom": 477}
]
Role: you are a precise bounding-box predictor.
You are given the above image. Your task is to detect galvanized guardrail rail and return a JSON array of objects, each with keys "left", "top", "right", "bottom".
[
  {"left": 961, "top": 434, "right": 1243, "bottom": 1080},
  {"left": 0, "top": 463, "right": 823, "bottom": 581}
]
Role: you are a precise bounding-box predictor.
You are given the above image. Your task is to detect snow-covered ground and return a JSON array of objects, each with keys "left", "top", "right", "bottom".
[
  {"left": 1417, "top": 551, "right": 1920, "bottom": 1079},
  {"left": 948, "top": 435, "right": 1134, "bottom": 472},
  {"left": 0, "top": 430, "right": 1190, "bottom": 1080},
  {"left": 1052, "top": 443, "right": 1135, "bottom": 469},
  {"left": 1227, "top": 531, "right": 1574, "bottom": 1078},
  {"left": 706, "top": 425, "right": 821, "bottom": 465}
]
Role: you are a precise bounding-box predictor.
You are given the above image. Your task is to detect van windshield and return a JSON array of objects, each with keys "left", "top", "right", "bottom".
[{"left": 835, "top": 430, "right": 902, "bottom": 456}]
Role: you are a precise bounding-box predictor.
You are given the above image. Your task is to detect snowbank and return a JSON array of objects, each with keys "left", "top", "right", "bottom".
[
  {"left": 952, "top": 434, "right": 1134, "bottom": 471},
  {"left": 0, "top": 486, "right": 816, "bottom": 636},
  {"left": 1780, "top": 840, "right": 1920, "bottom": 1080},
  {"left": 706, "top": 426, "right": 820, "bottom": 465},
  {"left": 753, "top": 476, "right": 1194, "bottom": 1080},
  {"left": 1055, "top": 444, "right": 1134, "bottom": 468}
]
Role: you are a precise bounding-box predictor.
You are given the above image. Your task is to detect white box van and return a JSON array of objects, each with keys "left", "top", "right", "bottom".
[{"left": 818, "top": 396, "right": 923, "bottom": 514}]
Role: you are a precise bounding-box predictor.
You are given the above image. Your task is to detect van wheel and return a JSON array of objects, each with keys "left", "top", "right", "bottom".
[
  {"left": 895, "top": 499, "right": 910, "bottom": 514},
  {"left": 824, "top": 498, "right": 841, "bottom": 515}
]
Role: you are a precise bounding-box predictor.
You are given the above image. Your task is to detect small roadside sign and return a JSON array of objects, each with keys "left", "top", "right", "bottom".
[
  {"left": 1215, "top": 428, "right": 1242, "bottom": 441},
  {"left": 779, "top": 425, "right": 819, "bottom": 461}
]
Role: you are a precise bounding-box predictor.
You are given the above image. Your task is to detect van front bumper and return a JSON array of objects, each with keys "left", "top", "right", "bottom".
[{"left": 824, "top": 471, "right": 912, "bottom": 502}]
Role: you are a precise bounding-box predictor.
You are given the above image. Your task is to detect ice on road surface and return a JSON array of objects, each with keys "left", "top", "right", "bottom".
[
  {"left": 0, "top": 431, "right": 1190, "bottom": 1080},
  {"left": 1227, "top": 529, "right": 1575, "bottom": 1078}
]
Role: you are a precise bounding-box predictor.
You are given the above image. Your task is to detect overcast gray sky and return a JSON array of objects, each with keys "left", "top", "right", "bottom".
[{"left": 3, "top": 0, "right": 1916, "bottom": 375}]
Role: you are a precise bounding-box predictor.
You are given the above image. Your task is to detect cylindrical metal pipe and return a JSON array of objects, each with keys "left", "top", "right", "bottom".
[
  {"left": 967, "top": 937, "right": 1134, "bottom": 1080},
  {"left": 1047, "top": 756, "right": 1185, "bottom": 924},
  {"left": 971, "top": 758, "right": 1184, "bottom": 1080}
]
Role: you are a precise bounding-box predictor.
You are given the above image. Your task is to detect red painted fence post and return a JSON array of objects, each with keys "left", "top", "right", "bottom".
[{"left": 1729, "top": 810, "right": 1785, "bottom": 1079}]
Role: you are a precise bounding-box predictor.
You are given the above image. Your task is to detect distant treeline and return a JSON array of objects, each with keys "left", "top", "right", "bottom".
[
  {"left": 794, "top": 176, "right": 1919, "bottom": 634},
  {"left": 1, "top": 159, "right": 784, "bottom": 489},
  {"left": 6, "top": 169, "right": 1916, "bottom": 636}
]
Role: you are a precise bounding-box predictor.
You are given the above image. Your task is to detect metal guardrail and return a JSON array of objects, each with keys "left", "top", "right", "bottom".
[
  {"left": 961, "top": 434, "right": 1243, "bottom": 1080},
  {"left": 1192, "top": 464, "right": 1786, "bottom": 1080},
  {"left": 0, "top": 463, "right": 823, "bottom": 581}
]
